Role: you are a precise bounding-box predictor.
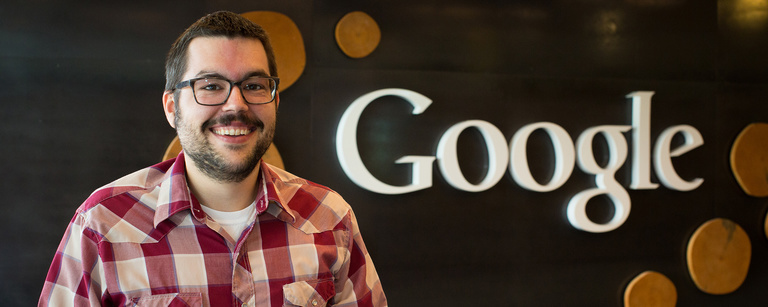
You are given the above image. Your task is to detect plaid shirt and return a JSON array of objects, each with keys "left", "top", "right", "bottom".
[{"left": 39, "top": 153, "right": 387, "bottom": 307}]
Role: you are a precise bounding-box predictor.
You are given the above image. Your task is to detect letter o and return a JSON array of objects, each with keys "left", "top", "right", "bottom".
[
  {"left": 436, "top": 120, "right": 509, "bottom": 192},
  {"left": 509, "top": 122, "right": 576, "bottom": 192}
]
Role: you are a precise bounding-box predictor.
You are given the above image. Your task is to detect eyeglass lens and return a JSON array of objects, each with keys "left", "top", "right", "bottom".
[{"left": 193, "top": 77, "right": 276, "bottom": 105}]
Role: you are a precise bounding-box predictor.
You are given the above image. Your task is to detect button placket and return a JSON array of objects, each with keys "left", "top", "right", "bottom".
[{"left": 232, "top": 242, "right": 255, "bottom": 307}]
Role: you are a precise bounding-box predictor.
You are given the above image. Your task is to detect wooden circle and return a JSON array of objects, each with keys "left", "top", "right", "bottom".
[
  {"left": 686, "top": 218, "right": 751, "bottom": 295},
  {"left": 162, "top": 136, "right": 285, "bottom": 170},
  {"left": 730, "top": 122, "right": 768, "bottom": 197},
  {"left": 335, "top": 11, "right": 381, "bottom": 58},
  {"left": 624, "top": 271, "right": 677, "bottom": 307},
  {"left": 262, "top": 142, "right": 285, "bottom": 170},
  {"left": 162, "top": 136, "right": 183, "bottom": 161},
  {"left": 764, "top": 210, "right": 768, "bottom": 241},
  {"left": 241, "top": 11, "right": 305, "bottom": 91}
]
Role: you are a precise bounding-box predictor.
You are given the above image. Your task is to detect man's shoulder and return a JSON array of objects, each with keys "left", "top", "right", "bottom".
[
  {"left": 69, "top": 158, "right": 178, "bottom": 242},
  {"left": 264, "top": 163, "right": 335, "bottom": 192},
  {"left": 79, "top": 159, "right": 176, "bottom": 214},
  {"left": 264, "top": 163, "right": 355, "bottom": 233}
]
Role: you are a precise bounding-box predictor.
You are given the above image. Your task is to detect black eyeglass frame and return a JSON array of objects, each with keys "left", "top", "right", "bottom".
[{"left": 173, "top": 76, "right": 280, "bottom": 106}]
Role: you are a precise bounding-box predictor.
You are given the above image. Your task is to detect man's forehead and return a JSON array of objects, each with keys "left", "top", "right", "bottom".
[
  {"left": 185, "top": 36, "right": 269, "bottom": 77},
  {"left": 187, "top": 36, "right": 266, "bottom": 55}
]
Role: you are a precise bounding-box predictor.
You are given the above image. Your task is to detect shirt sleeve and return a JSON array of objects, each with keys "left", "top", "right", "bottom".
[
  {"left": 39, "top": 211, "right": 105, "bottom": 306},
  {"left": 333, "top": 210, "right": 388, "bottom": 307}
]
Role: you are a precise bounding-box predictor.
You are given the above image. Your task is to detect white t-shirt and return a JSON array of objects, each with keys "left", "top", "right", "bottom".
[{"left": 200, "top": 202, "right": 256, "bottom": 240}]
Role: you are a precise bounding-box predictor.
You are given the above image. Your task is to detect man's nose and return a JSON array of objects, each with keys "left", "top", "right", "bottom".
[{"left": 221, "top": 86, "right": 249, "bottom": 111}]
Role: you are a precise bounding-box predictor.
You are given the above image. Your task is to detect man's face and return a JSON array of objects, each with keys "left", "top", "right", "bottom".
[{"left": 163, "top": 36, "right": 278, "bottom": 182}]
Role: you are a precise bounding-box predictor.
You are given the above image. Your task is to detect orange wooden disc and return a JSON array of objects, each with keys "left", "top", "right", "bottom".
[
  {"left": 262, "top": 142, "right": 285, "bottom": 170},
  {"left": 686, "top": 218, "right": 751, "bottom": 295},
  {"left": 241, "top": 11, "right": 305, "bottom": 91},
  {"left": 730, "top": 122, "right": 768, "bottom": 197},
  {"left": 162, "top": 136, "right": 284, "bottom": 170},
  {"left": 624, "top": 271, "right": 677, "bottom": 307},
  {"left": 162, "top": 135, "right": 183, "bottom": 161},
  {"left": 764, "top": 211, "right": 768, "bottom": 241},
  {"left": 335, "top": 11, "right": 381, "bottom": 58}
]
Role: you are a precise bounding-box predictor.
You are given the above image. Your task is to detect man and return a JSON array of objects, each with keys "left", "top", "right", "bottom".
[{"left": 40, "top": 11, "right": 387, "bottom": 307}]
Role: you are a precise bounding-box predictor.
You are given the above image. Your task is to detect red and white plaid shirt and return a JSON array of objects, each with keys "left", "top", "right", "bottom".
[{"left": 39, "top": 153, "right": 387, "bottom": 307}]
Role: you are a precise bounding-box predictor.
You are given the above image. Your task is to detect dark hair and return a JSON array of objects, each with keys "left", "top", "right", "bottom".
[{"left": 164, "top": 11, "right": 278, "bottom": 92}]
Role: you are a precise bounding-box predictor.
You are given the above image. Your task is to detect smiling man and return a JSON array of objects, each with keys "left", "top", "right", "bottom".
[{"left": 40, "top": 11, "right": 387, "bottom": 307}]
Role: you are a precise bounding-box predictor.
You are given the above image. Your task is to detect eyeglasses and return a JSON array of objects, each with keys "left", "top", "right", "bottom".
[{"left": 174, "top": 76, "right": 280, "bottom": 106}]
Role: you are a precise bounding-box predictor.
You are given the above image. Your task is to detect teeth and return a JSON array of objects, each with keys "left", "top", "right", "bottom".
[{"left": 213, "top": 127, "right": 250, "bottom": 136}]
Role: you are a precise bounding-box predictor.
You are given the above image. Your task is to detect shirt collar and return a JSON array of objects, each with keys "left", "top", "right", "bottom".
[
  {"left": 154, "top": 152, "right": 199, "bottom": 227},
  {"left": 259, "top": 160, "right": 297, "bottom": 224},
  {"left": 153, "top": 152, "right": 297, "bottom": 228}
]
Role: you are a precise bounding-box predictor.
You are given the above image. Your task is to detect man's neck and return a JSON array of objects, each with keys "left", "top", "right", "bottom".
[{"left": 185, "top": 160, "right": 261, "bottom": 212}]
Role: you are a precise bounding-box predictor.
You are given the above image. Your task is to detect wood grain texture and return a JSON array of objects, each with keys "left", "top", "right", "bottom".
[
  {"left": 730, "top": 122, "right": 768, "bottom": 197},
  {"left": 686, "top": 218, "right": 751, "bottom": 295},
  {"left": 242, "top": 11, "right": 306, "bottom": 91},
  {"left": 335, "top": 11, "right": 381, "bottom": 58},
  {"left": 624, "top": 271, "right": 677, "bottom": 307}
]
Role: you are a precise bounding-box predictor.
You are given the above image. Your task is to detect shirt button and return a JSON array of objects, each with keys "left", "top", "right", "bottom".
[
  {"left": 242, "top": 303, "right": 247, "bottom": 307},
  {"left": 312, "top": 299, "right": 318, "bottom": 306}
]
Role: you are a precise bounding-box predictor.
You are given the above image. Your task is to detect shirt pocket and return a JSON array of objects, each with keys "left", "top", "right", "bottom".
[
  {"left": 282, "top": 279, "right": 336, "bottom": 307},
  {"left": 130, "top": 293, "right": 202, "bottom": 307}
]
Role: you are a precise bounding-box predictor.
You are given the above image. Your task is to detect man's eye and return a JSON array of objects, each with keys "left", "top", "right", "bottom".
[
  {"left": 197, "top": 82, "right": 225, "bottom": 91},
  {"left": 242, "top": 83, "right": 265, "bottom": 91}
]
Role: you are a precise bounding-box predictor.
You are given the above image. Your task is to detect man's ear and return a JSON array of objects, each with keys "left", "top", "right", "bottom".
[{"left": 162, "top": 91, "right": 176, "bottom": 129}]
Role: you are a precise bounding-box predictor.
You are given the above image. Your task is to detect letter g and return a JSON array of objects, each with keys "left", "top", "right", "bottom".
[{"left": 336, "top": 89, "right": 436, "bottom": 194}]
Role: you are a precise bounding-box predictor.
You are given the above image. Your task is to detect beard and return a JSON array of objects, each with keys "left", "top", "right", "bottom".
[{"left": 174, "top": 105, "right": 275, "bottom": 183}]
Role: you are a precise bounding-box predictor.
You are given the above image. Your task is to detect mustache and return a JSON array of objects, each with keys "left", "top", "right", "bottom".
[{"left": 202, "top": 112, "right": 264, "bottom": 131}]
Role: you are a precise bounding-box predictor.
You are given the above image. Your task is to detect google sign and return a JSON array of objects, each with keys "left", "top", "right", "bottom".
[{"left": 336, "top": 89, "right": 703, "bottom": 233}]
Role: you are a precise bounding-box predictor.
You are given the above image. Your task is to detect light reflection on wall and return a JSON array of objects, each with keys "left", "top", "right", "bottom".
[
  {"left": 595, "top": 10, "right": 623, "bottom": 53},
  {"left": 720, "top": 0, "right": 768, "bottom": 30},
  {"left": 625, "top": 0, "right": 685, "bottom": 7}
]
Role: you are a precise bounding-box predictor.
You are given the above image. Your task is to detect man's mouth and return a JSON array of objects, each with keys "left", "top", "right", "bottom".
[
  {"left": 211, "top": 126, "right": 253, "bottom": 136},
  {"left": 205, "top": 112, "right": 263, "bottom": 138}
]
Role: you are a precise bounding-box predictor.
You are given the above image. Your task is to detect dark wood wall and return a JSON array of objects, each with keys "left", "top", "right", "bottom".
[{"left": 3, "top": 0, "right": 768, "bottom": 305}]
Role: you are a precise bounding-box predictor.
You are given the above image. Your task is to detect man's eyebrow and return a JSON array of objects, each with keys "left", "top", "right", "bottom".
[
  {"left": 193, "top": 70, "right": 271, "bottom": 80},
  {"left": 243, "top": 70, "right": 271, "bottom": 78},
  {"left": 194, "top": 71, "right": 226, "bottom": 79}
]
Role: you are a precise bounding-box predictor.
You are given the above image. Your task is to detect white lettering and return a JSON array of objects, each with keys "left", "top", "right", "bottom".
[
  {"left": 567, "top": 125, "right": 632, "bottom": 233},
  {"left": 336, "top": 88, "right": 436, "bottom": 194},
  {"left": 627, "top": 91, "right": 659, "bottom": 190},
  {"left": 436, "top": 120, "right": 509, "bottom": 192},
  {"left": 336, "top": 89, "right": 704, "bottom": 233},
  {"left": 510, "top": 122, "right": 575, "bottom": 192},
  {"left": 654, "top": 125, "right": 704, "bottom": 191}
]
